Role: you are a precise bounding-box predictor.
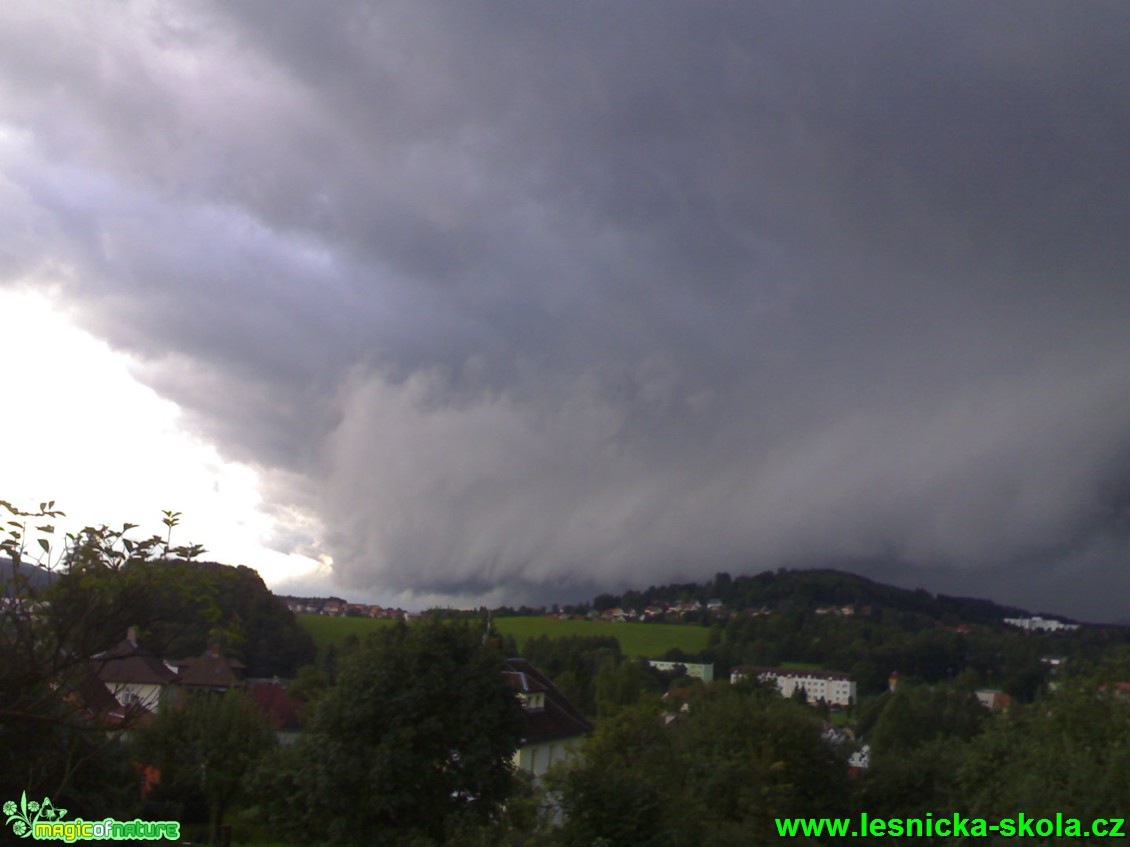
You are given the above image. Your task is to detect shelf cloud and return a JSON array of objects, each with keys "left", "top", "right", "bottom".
[{"left": 3, "top": 1, "right": 1129, "bottom": 618}]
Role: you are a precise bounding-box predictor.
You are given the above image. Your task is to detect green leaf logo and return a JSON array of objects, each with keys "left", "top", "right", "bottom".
[{"left": 4, "top": 792, "right": 58, "bottom": 838}]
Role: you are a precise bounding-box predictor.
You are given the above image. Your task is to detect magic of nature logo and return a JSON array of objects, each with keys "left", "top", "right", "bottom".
[{"left": 3, "top": 792, "right": 179, "bottom": 842}]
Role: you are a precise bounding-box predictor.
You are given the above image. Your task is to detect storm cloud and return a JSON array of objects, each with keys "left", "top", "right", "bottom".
[{"left": 3, "top": 1, "right": 1130, "bottom": 618}]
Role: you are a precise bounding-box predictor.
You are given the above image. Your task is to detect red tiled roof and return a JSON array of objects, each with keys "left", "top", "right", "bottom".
[{"left": 249, "top": 679, "right": 304, "bottom": 730}]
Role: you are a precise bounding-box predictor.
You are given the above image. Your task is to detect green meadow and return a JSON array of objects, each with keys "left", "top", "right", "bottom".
[
  {"left": 494, "top": 617, "right": 711, "bottom": 658},
  {"left": 298, "top": 614, "right": 399, "bottom": 651},
  {"left": 298, "top": 614, "right": 711, "bottom": 658}
]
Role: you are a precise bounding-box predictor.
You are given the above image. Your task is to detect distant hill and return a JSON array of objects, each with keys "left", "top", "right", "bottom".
[
  {"left": 0, "top": 556, "right": 56, "bottom": 596},
  {"left": 573, "top": 568, "right": 1109, "bottom": 699},
  {"left": 583, "top": 567, "right": 1048, "bottom": 628}
]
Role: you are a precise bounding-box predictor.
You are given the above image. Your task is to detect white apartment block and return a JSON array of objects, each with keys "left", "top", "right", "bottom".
[
  {"left": 1003, "top": 616, "right": 1079, "bottom": 633},
  {"left": 731, "top": 666, "right": 856, "bottom": 707}
]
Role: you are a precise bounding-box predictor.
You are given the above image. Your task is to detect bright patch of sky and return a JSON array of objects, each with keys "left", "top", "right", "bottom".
[{"left": 0, "top": 285, "right": 324, "bottom": 590}]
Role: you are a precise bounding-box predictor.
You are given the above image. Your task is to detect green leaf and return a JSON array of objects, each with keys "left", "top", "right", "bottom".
[{"left": 37, "top": 538, "right": 50, "bottom": 554}]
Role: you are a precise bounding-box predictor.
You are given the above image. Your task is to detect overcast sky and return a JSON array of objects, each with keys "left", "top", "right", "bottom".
[{"left": 2, "top": 1, "right": 1129, "bottom": 620}]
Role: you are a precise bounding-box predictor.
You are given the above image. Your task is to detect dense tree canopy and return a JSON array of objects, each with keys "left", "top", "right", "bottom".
[
  {"left": 48, "top": 557, "right": 315, "bottom": 678},
  {"left": 555, "top": 685, "right": 849, "bottom": 847},
  {"left": 137, "top": 690, "right": 275, "bottom": 843},
  {"left": 256, "top": 619, "right": 526, "bottom": 846}
]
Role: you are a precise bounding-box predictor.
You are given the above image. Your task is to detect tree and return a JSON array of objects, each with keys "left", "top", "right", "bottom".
[
  {"left": 958, "top": 678, "right": 1130, "bottom": 823},
  {"left": 592, "top": 593, "right": 620, "bottom": 612},
  {"left": 0, "top": 501, "right": 197, "bottom": 808},
  {"left": 556, "top": 686, "right": 849, "bottom": 847},
  {"left": 136, "top": 690, "right": 276, "bottom": 844},
  {"left": 257, "top": 619, "right": 525, "bottom": 846},
  {"left": 858, "top": 685, "right": 987, "bottom": 818},
  {"left": 521, "top": 634, "right": 620, "bottom": 716},
  {"left": 553, "top": 702, "right": 677, "bottom": 847},
  {"left": 48, "top": 556, "right": 316, "bottom": 678},
  {"left": 594, "top": 656, "right": 664, "bottom": 716},
  {"left": 674, "top": 687, "right": 850, "bottom": 845}
]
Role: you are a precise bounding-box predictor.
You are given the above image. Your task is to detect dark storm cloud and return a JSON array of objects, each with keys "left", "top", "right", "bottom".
[{"left": 2, "top": 1, "right": 1130, "bottom": 618}]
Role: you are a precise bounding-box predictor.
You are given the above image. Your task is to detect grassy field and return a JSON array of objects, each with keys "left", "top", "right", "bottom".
[
  {"left": 494, "top": 617, "right": 711, "bottom": 658},
  {"left": 298, "top": 614, "right": 398, "bottom": 652},
  {"left": 298, "top": 614, "right": 711, "bottom": 658}
]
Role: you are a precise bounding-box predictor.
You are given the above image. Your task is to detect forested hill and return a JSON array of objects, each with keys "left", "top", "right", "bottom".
[
  {"left": 586, "top": 567, "right": 1048, "bottom": 627},
  {"left": 4, "top": 555, "right": 315, "bottom": 677}
]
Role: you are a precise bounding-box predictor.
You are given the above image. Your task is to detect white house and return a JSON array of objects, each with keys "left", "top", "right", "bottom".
[
  {"left": 974, "top": 689, "right": 1012, "bottom": 710},
  {"left": 92, "top": 630, "right": 178, "bottom": 715},
  {"left": 646, "top": 660, "right": 715, "bottom": 682},
  {"left": 503, "top": 658, "right": 592, "bottom": 777},
  {"left": 848, "top": 744, "right": 871, "bottom": 770}
]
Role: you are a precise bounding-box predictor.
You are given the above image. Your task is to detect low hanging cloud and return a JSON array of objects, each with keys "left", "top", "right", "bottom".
[
  {"left": 2, "top": 1, "right": 1130, "bottom": 618},
  {"left": 317, "top": 339, "right": 1130, "bottom": 607}
]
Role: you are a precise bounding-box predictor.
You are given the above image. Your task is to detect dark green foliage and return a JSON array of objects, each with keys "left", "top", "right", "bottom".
[
  {"left": 0, "top": 501, "right": 308, "bottom": 816},
  {"left": 683, "top": 687, "right": 851, "bottom": 844},
  {"left": 48, "top": 558, "right": 316, "bottom": 677},
  {"left": 958, "top": 679, "right": 1130, "bottom": 826},
  {"left": 319, "top": 641, "right": 340, "bottom": 683},
  {"left": 553, "top": 702, "right": 677, "bottom": 847},
  {"left": 255, "top": 619, "right": 525, "bottom": 846},
  {"left": 1000, "top": 657, "right": 1048, "bottom": 703},
  {"left": 708, "top": 600, "right": 1069, "bottom": 697},
  {"left": 856, "top": 685, "right": 986, "bottom": 820},
  {"left": 609, "top": 567, "right": 1038, "bottom": 626},
  {"left": 136, "top": 690, "right": 276, "bottom": 844},
  {"left": 856, "top": 737, "right": 967, "bottom": 825},
  {"left": 287, "top": 663, "right": 330, "bottom": 706},
  {"left": 521, "top": 634, "right": 621, "bottom": 715},
  {"left": 592, "top": 593, "right": 620, "bottom": 612},
  {"left": 868, "top": 687, "right": 985, "bottom": 755},
  {"left": 556, "top": 687, "right": 850, "bottom": 847},
  {"left": 0, "top": 670, "right": 141, "bottom": 816},
  {"left": 445, "top": 772, "right": 554, "bottom": 847},
  {"left": 1, "top": 505, "right": 165, "bottom": 803},
  {"left": 593, "top": 656, "right": 666, "bottom": 716},
  {"left": 558, "top": 763, "right": 671, "bottom": 847}
]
